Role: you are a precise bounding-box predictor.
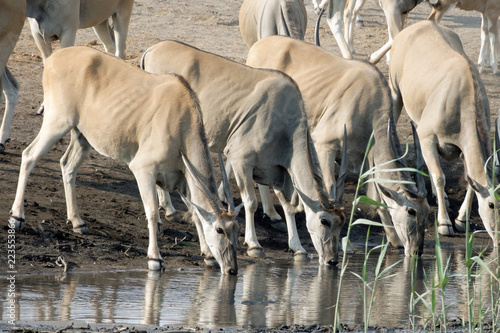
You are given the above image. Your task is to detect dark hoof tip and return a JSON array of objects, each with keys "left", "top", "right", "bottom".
[
  {"left": 148, "top": 258, "right": 165, "bottom": 271},
  {"left": 247, "top": 247, "right": 266, "bottom": 258},
  {"left": 8, "top": 216, "right": 24, "bottom": 231},
  {"left": 73, "top": 223, "right": 90, "bottom": 234}
]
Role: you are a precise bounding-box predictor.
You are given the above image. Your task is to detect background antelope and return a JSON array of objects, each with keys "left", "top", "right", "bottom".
[
  {"left": 389, "top": 20, "right": 499, "bottom": 245},
  {"left": 27, "top": 0, "right": 134, "bottom": 62},
  {"left": 428, "top": 0, "right": 500, "bottom": 74},
  {"left": 239, "top": 0, "right": 307, "bottom": 48},
  {"left": 9, "top": 46, "right": 241, "bottom": 274}
]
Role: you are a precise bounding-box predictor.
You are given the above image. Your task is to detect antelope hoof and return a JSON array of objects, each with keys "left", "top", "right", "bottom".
[
  {"left": 247, "top": 247, "right": 266, "bottom": 258},
  {"left": 204, "top": 256, "right": 220, "bottom": 268},
  {"left": 165, "top": 212, "right": 181, "bottom": 223},
  {"left": 148, "top": 258, "right": 165, "bottom": 271},
  {"left": 0, "top": 143, "right": 5, "bottom": 154},
  {"left": 454, "top": 219, "right": 467, "bottom": 232},
  {"left": 8, "top": 216, "right": 24, "bottom": 231},
  {"left": 293, "top": 251, "right": 309, "bottom": 262},
  {"left": 438, "top": 224, "right": 455, "bottom": 236},
  {"left": 72, "top": 223, "right": 90, "bottom": 234}
]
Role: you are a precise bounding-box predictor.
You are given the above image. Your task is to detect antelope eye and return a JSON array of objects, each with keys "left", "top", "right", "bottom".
[
  {"left": 321, "top": 219, "right": 331, "bottom": 228},
  {"left": 489, "top": 202, "right": 495, "bottom": 209},
  {"left": 408, "top": 208, "right": 417, "bottom": 216},
  {"left": 216, "top": 227, "right": 224, "bottom": 234}
]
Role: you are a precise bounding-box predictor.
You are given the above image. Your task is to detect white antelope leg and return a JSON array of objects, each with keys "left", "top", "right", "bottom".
[
  {"left": 258, "top": 184, "right": 282, "bottom": 221},
  {"left": 92, "top": 20, "right": 117, "bottom": 57},
  {"left": 419, "top": 135, "right": 455, "bottom": 236},
  {"left": 219, "top": 161, "right": 283, "bottom": 222},
  {"left": 486, "top": 12, "right": 499, "bottom": 74},
  {"left": 479, "top": 13, "right": 490, "bottom": 72},
  {"left": 28, "top": 18, "right": 79, "bottom": 63},
  {"left": 110, "top": 4, "right": 133, "bottom": 59},
  {"left": 275, "top": 189, "right": 308, "bottom": 256},
  {"left": 0, "top": 68, "right": 19, "bottom": 151},
  {"left": 217, "top": 160, "right": 233, "bottom": 202},
  {"left": 28, "top": 19, "right": 53, "bottom": 63},
  {"left": 60, "top": 130, "right": 92, "bottom": 234},
  {"left": 231, "top": 162, "right": 264, "bottom": 258},
  {"left": 344, "top": 0, "right": 367, "bottom": 54},
  {"left": 325, "top": 0, "right": 353, "bottom": 59},
  {"left": 156, "top": 188, "right": 181, "bottom": 223},
  {"left": 455, "top": 185, "right": 474, "bottom": 232},
  {"left": 369, "top": 10, "right": 405, "bottom": 64},
  {"left": 10, "top": 116, "right": 72, "bottom": 230},
  {"left": 128, "top": 165, "right": 164, "bottom": 271}
]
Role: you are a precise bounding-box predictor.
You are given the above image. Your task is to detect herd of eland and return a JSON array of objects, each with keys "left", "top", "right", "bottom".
[{"left": 1, "top": 0, "right": 499, "bottom": 274}]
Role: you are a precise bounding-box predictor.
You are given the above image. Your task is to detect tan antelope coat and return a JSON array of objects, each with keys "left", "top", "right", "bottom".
[{"left": 9, "top": 47, "right": 241, "bottom": 273}]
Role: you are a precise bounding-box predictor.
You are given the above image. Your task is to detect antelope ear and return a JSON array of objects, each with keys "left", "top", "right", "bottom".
[
  {"left": 377, "top": 184, "right": 403, "bottom": 206},
  {"left": 233, "top": 202, "right": 244, "bottom": 216},
  {"left": 294, "top": 186, "right": 319, "bottom": 210},
  {"left": 179, "top": 192, "right": 214, "bottom": 224},
  {"left": 467, "top": 175, "right": 489, "bottom": 197}
]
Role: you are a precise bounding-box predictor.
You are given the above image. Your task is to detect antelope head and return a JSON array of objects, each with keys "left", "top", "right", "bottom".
[
  {"left": 471, "top": 121, "right": 500, "bottom": 246},
  {"left": 377, "top": 119, "right": 429, "bottom": 256},
  {"left": 181, "top": 151, "right": 242, "bottom": 275},
  {"left": 297, "top": 127, "right": 347, "bottom": 266}
]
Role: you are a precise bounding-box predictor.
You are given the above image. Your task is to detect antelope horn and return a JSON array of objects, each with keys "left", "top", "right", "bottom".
[
  {"left": 218, "top": 147, "right": 235, "bottom": 213},
  {"left": 410, "top": 121, "right": 427, "bottom": 197},
  {"left": 476, "top": 120, "right": 493, "bottom": 185},
  {"left": 388, "top": 115, "right": 407, "bottom": 168},
  {"left": 494, "top": 118, "right": 500, "bottom": 177},
  {"left": 388, "top": 117, "right": 420, "bottom": 197},
  {"left": 306, "top": 131, "right": 333, "bottom": 210},
  {"left": 314, "top": 7, "right": 325, "bottom": 46},
  {"left": 181, "top": 151, "right": 222, "bottom": 217},
  {"left": 331, "top": 124, "right": 348, "bottom": 204}
]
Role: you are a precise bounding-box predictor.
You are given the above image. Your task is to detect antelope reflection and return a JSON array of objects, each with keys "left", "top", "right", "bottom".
[{"left": 7, "top": 248, "right": 497, "bottom": 327}]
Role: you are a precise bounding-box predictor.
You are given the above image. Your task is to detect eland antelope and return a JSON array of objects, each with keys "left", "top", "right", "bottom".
[
  {"left": 389, "top": 20, "right": 499, "bottom": 244},
  {"left": 239, "top": 0, "right": 307, "bottom": 48},
  {"left": 27, "top": 0, "right": 134, "bottom": 62},
  {"left": 428, "top": 0, "right": 500, "bottom": 74},
  {"left": 141, "top": 40, "right": 346, "bottom": 265},
  {"left": 247, "top": 36, "right": 430, "bottom": 256},
  {"left": 0, "top": 0, "right": 25, "bottom": 154},
  {"left": 8, "top": 46, "right": 241, "bottom": 274}
]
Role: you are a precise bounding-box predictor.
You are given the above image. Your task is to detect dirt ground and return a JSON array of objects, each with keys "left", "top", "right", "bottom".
[{"left": 1, "top": 0, "right": 500, "bottom": 297}]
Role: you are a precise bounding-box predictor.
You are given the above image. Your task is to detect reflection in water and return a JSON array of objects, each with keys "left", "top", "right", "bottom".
[{"left": 1, "top": 248, "right": 498, "bottom": 328}]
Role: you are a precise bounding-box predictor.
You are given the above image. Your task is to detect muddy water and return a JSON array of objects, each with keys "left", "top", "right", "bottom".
[{"left": 1, "top": 248, "right": 498, "bottom": 329}]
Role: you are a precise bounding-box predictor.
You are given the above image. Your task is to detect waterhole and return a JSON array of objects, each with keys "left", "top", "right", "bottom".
[{"left": 1, "top": 247, "right": 498, "bottom": 329}]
